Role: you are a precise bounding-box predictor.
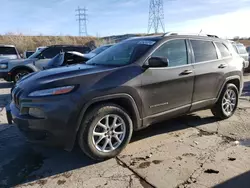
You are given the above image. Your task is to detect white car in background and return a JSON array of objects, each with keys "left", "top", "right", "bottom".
[
  {"left": 230, "top": 41, "right": 249, "bottom": 71},
  {"left": 0, "top": 45, "right": 21, "bottom": 61}
]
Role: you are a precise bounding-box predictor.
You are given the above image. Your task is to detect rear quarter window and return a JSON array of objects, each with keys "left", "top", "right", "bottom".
[
  {"left": 0, "top": 47, "right": 17, "bottom": 55},
  {"left": 190, "top": 40, "right": 218, "bottom": 63},
  {"left": 215, "top": 42, "right": 231, "bottom": 58}
]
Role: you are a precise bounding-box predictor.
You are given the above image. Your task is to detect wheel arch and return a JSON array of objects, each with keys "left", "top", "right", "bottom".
[
  {"left": 216, "top": 75, "right": 241, "bottom": 102},
  {"left": 76, "top": 94, "right": 142, "bottom": 133},
  {"left": 9, "top": 65, "right": 35, "bottom": 75}
]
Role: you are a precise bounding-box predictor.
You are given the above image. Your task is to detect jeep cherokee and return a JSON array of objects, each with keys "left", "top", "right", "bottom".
[{"left": 10, "top": 33, "right": 244, "bottom": 160}]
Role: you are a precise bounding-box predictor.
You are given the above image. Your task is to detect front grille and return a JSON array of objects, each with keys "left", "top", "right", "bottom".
[{"left": 12, "top": 87, "right": 23, "bottom": 108}]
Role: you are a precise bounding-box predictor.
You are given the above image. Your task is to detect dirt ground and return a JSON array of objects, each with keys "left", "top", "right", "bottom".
[{"left": 1, "top": 75, "right": 250, "bottom": 188}]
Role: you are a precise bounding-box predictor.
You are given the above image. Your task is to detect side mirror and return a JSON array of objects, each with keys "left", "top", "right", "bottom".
[{"left": 145, "top": 56, "right": 169, "bottom": 68}]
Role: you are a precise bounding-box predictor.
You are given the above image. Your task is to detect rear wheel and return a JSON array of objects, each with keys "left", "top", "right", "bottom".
[
  {"left": 78, "top": 103, "right": 133, "bottom": 161},
  {"left": 12, "top": 69, "right": 31, "bottom": 83},
  {"left": 211, "top": 83, "right": 238, "bottom": 119}
]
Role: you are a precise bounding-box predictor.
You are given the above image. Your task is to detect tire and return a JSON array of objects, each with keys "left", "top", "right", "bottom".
[
  {"left": 78, "top": 103, "right": 133, "bottom": 161},
  {"left": 12, "top": 69, "right": 31, "bottom": 83},
  {"left": 6, "top": 110, "right": 13, "bottom": 124},
  {"left": 211, "top": 83, "right": 238, "bottom": 120}
]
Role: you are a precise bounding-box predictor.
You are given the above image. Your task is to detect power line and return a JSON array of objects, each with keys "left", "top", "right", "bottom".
[
  {"left": 148, "top": 0, "right": 165, "bottom": 34},
  {"left": 75, "top": 6, "right": 88, "bottom": 36}
]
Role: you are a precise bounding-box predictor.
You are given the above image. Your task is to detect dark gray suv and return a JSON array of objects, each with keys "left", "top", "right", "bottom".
[{"left": 11, "top": 33, "right": 244, "bottom": 160}]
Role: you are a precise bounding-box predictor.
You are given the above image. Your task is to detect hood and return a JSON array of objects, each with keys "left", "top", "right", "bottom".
[
  {"left": 5, "top": 58, "right": 35, "bottom": 65},
  {"left": 0, "top": 55, "right": 18, "bottom": 60},
  {"left": 18, "top": 64, "right": 113, "bottom": 87}
]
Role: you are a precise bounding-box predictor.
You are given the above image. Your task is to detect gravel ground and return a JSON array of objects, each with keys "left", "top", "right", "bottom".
[{"left": 1, "top": 75, "right": 250, "bottom": 188}]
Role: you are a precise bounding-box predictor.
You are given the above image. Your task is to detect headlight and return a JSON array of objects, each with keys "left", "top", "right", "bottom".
[
  {"left": 28, "top": 86, "right": 75, "bottom": 97},
  {"left": 0, "top": 63, "right": 8, "bottom": 69}
]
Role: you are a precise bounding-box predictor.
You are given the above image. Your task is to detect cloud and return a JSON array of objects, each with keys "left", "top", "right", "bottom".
[{"left": 168, "top": 8, "right": 250, "bottom": 38}]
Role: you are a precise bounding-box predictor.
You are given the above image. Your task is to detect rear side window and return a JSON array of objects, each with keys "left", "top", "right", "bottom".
[
  {"left": 0, "top": 47, "right": 17, "bottom": 55},
  {"left": 215, "top": 42, "right": 231, "bottom": 58},
  {"left": 190, "top": 40, "right": 217, "bottom": 63},
  {"left": 152, "top": 39, "right": 188, "bottom": 67},
  {"left": 236, "top": 44, "right": 247, "bottom": 54}
]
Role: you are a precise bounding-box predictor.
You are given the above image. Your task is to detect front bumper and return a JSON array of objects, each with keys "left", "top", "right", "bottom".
[
  {"left": 10, "top": 94, "right": 82, "bottom": 151},
  {"left": 0, "top": 71, "right": 8, "bottom": 79},
  {"left": 244, "top": 60, "right": 250, "bottom": 69}
]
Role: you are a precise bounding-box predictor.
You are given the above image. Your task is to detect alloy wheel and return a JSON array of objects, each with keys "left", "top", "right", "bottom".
[
  {"left": 222, "top": 88, "right": 237, "bottom": 116},
  {"left": 92, "top": 114, "right": 126, "bottom": 153}
]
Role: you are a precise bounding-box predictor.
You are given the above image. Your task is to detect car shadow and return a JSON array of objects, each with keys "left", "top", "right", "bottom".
[
  {"left": 0, "top": 113, "right": 218, "bottom": 188},
  {"left": 131, "top": 114, "right": 216, "bottom": 142},
  {"left": 242, "top": 81, "right": 250, "bottom": 96},
  {"left": 214, "top": 170, "right": 250, "bottom": 188}
]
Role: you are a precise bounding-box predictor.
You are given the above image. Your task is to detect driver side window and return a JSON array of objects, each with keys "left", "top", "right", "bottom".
[{"left": 152, "top": 39, "right": 188, "bottom": 67}]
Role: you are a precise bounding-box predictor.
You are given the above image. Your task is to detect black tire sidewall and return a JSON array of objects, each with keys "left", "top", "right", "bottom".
[{"left": 78, "top": 104, "right": 133, "bottom": 160}]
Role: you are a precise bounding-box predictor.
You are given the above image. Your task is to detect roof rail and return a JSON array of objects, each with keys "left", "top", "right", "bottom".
[
  {"left": 162, "top": 32, "right": 219, "bottom": 38},
  {"left": 162, "top": 32, "right": 178, "bottom": 36}
]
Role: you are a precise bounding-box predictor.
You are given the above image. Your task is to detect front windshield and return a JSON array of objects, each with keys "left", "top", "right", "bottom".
[
  {"left": 28, "top": 48, "right": 46, "bottom": 59},
  {"left": 90, "top": 45, "right": 111, "bottom": 55},
  {"left": 86, "top": 39, "right": 157, "bottom": 66}
]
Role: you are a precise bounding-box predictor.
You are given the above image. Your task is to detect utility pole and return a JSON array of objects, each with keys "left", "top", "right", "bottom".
[
  {"left": 75, "top": 6, "right": 88, "bottom": 36},
  {"left": 148, "top": 0, "right": 165, "bottom": 34}
]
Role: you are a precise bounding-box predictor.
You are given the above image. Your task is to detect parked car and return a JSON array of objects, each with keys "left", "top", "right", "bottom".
[
  {"left": 24, "top": 51, "right": 35, "bottom": 59},
  {"left": 0, "top": 45, "right": 91, "bottom": 82},
  {"left": 44, "top": 51, "right": 89, "bottom": 70},
  {"left": 11, "top": 33, "right": 243, "bottom": 160},
  {"left": 84, "top": 44, "right": 113, "bottom": 59},
  {"left": 0, "top": 45, "right": 20, "bottom": 60},
  {"left": 231, "top": 42, "right": 249, "bottom": 71}
]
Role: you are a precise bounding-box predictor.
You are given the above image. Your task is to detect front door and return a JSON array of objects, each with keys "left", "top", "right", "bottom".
[
  {"left": 140, "top": 39, "right": 194, "bottom": 119},
  {"left": 35, "top": 47, "right": 62, "bottom": 70}
]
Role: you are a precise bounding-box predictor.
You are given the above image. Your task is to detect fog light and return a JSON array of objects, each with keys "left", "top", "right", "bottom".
[{"left": 29, "top": 108, "right": 45, "bottom": 118}]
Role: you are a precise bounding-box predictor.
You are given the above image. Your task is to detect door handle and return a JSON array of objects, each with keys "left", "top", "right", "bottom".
[
  {"left": 180, "top": 70, "right": 193, "bottom": 75},
  {"left": 218, "top": 63, "right": 227, "bottom": 68}
]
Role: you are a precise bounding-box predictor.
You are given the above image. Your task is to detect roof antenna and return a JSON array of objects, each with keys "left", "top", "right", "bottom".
[{"left": 198, "top": 29, "right": 202, "bottom": 36}]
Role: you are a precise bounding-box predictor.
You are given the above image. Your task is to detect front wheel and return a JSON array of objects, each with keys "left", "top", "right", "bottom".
[
  {"left": 211, "top": 83, "right": 238, "bottom": 119},
  {"left": 78, "top": 103, "right": 133, "bottom": 161},
  {"left": 12, "top": 69, "right": 31, "bottom": 83}
]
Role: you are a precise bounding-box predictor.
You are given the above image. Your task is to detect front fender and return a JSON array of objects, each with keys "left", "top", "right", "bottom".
[
  {"left": 9, "top": 64, "right": 39, "bottom": 74},
  {"left": 65, "top": 93, "right": 142, "bottom": 151}
]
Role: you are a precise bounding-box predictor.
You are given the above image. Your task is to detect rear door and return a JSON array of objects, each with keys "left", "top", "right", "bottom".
[{"left": 190, "top": 39, "right": 230, "bottom": 110}]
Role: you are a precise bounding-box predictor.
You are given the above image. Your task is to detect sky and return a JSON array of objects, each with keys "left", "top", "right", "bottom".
[{"left": 1, "top": 0, "right": 250, "bottom": 38}]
